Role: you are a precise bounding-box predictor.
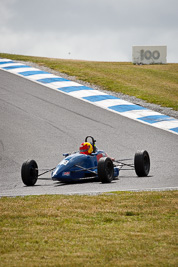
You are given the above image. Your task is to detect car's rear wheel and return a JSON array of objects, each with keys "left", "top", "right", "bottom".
[
  {"left": 21, "top": 160, "right": 38, "bottom": 186},
  {"left": 134, "top": 150, "right": 150, "bottom": 177},
  {"left": 98, "top": 157, "right": 114, "bottom": 183}
]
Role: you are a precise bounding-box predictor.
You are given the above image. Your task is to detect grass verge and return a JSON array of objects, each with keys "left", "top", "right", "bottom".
[
  {"left": 0, "top": 53, "right": 178, "bottom": 110},
  {"left": 0, "top": 191, "right": 177, "bottom": 266}
]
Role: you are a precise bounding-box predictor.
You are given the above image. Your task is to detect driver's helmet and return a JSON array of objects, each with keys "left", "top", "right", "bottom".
[{"left": 79, "top": 142, "right": 93, "bottom": 155}]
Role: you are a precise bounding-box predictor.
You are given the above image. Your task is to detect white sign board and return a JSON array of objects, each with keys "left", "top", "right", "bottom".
[{"left": 132, "top": 46, "right": 167, "bottom": 64}]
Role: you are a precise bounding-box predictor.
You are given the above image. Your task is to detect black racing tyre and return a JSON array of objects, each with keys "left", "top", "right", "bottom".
[
  {"left": 98, "top": 157, "right": 114, "bottom": 183},
  {"left": 134, "top": 150, "right": 150, "bottom": 177},
  {"left": 21, "top": 160, "right": 38, "bottom": 186}
]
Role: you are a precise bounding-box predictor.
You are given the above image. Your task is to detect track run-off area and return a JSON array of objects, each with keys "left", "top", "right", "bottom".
[{"left": 0, "top": 59, "right": 178, "bottom": 196}]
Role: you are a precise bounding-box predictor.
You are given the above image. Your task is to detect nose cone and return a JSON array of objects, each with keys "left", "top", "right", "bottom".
[
  {"left": 51, "top": 153, "right": 89, "bottom": 181},
  {"left": 51, "top": 165, "right": 64, "bottom": 180},
  {"left": 51, "top": 161, "right": 72, "bottom": 180}
]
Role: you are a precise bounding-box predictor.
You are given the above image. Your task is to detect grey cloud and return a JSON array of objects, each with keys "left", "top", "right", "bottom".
[
  {"left": 0, "top": 0, "right": 178, "bottom": 62},
  {"left": 4, "top": 0, "right": 178, "bottom": 32}
]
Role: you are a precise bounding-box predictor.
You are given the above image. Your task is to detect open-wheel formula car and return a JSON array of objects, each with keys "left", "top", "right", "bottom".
[{"left": 21, "top": 136, "right": 150, "bottom": 186}]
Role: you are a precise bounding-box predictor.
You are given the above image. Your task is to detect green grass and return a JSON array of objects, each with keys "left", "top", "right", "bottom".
[
  {"left": 0, "top": 53, "right": 178, "bottom": 110},
  {"left": 0, "top": 191, "right": 177, "bottom": 266}
]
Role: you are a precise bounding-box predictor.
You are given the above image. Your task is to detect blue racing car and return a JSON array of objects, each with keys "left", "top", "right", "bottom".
[{"left": 21, "top": 136, "right": 150, "bottom": 186}]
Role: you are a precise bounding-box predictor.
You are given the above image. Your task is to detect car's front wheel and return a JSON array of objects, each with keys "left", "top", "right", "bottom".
[
  {"left": 98, "top": 157, "right": 114, "bottom": 183},
  {"left": 21, "top": 159, "right": 38, "bottom": 186}
]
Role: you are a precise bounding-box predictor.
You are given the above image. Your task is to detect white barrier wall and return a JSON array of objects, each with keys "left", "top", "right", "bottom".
[{"left": 132, "top": 46, "right": 167, "bottom": 64}]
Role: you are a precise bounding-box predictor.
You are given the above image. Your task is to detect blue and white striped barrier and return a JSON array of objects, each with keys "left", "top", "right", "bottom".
[{"left": 0, "top": 58, "right": 178, "bottom": 135}]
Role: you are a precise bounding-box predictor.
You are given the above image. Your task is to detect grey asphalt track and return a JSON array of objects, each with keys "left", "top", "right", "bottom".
[{"left": 0, "top": 69, "right": 178, "bottom": 197}]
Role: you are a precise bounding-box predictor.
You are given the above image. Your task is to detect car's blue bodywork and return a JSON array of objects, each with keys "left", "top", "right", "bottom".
[{"left": 51, "top": 149, "right": 119, "bottom": 181}]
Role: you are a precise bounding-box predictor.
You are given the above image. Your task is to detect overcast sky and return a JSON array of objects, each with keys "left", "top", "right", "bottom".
[{"left": 0, "top": 0, "right": 178, "bottom": 62}]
